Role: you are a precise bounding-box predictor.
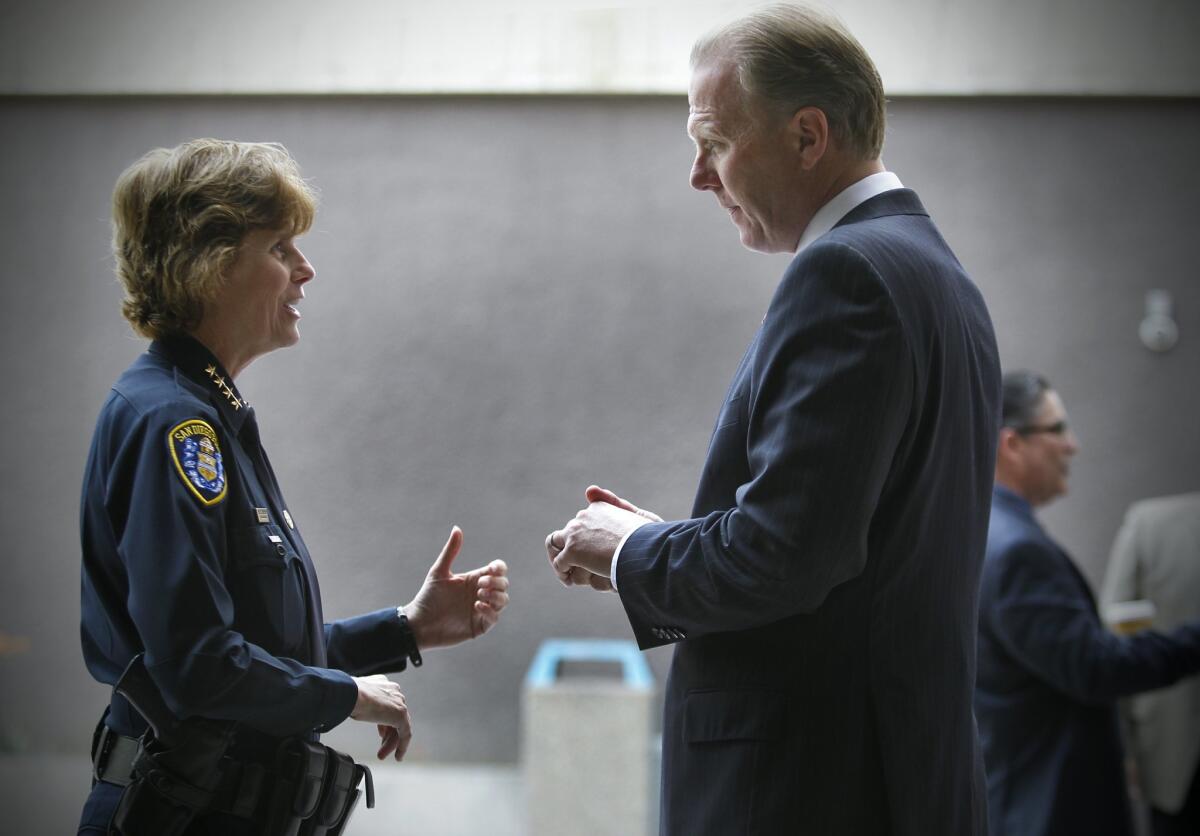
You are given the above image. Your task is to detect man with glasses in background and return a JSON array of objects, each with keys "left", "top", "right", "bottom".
[{"left": 976, "top": 370, "right": 1200, "bottom": 836}]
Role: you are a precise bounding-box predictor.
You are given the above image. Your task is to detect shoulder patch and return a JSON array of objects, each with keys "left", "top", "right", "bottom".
[{"left": 167, "top": 419, "right": 227, "bottom": 506}]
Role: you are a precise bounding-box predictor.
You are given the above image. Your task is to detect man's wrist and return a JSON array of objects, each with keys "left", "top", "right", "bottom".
[{"left": 611, "top": 520, "right": 652, "bottom": 591}]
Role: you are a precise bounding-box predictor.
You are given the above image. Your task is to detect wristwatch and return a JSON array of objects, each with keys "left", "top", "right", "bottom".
[{"left": 395, "top": 606, "right": 423, "bottom": 668}]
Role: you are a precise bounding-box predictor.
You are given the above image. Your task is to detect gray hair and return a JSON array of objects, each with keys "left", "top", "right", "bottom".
[
  {"left": 1001, "top": 371, "right": 1051, "bottom": 430},
  {"left": 691, "top": 3, "right": 886, "bottom": 159}
]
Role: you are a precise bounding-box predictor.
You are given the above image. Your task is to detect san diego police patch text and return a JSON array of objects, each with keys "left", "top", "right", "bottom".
[{"left": 168, "top": 419, "right": 227, "bottom": 505}]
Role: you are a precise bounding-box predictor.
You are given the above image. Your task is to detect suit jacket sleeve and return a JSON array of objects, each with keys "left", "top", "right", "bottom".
[
  {"left": 617, "top": 241, "right": 913, "bottom": 647},
  {"left": 984, "top": 538, "right": 1200, "bottom": 704}
]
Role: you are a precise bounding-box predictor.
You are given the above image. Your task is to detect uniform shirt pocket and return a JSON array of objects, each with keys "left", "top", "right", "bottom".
[{"left": 228, "top": 524, "right": 308, "bottom": 656}]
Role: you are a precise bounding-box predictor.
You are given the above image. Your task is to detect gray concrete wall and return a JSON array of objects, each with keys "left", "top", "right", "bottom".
[
  {"left": 0, "top": 95, "right": 1197, "bottom": 764},
  {"left": 5, "top": 0, "right": 1199, "bottom": 95}
]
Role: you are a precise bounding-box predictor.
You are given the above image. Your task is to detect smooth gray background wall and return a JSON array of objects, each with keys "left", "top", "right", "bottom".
[
  {"left": 7, "top": 0, "right": 1199, "bottom": 95},
  {"left": 0, "top": 95, "right": 1197, "bottom": 764}
]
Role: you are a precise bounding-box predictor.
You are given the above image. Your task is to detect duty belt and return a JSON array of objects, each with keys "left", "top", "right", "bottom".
[
  {"left": 92, "top": 722, "right": 291, "bottom": 822},
  {"left": 93, "top": 654, "right": 375, "bottom": 835}
]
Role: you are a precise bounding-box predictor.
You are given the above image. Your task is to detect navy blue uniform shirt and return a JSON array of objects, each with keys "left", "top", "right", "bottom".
[{"left": 80, "top": 335, "right": 411, "bottom": 744}]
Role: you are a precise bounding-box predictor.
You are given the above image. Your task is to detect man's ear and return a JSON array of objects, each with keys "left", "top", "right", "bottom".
[
  {"left": 996, "top": 428, "right": 1023, "bottom": 465},
  {"left": 789, "top": 106, "right": 829, "bottom": 170}
]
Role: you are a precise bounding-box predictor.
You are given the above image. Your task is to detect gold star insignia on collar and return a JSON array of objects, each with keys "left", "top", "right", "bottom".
[{"left": 204, "top": 364, "right": 244, "bottom": 410}]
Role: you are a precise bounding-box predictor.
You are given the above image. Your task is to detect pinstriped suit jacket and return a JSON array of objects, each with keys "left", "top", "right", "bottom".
[{"left": 616, "top": 189, "right": 1001, "bottom": 835}]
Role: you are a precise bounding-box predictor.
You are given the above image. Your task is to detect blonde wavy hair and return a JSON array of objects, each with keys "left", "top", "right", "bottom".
[{"left": 111, "top": 138, "right": 317, "bottom": 339}]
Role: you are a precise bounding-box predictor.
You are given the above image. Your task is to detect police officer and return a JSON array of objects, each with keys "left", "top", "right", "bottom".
[{"left": 78, "top": 139, "right": 510, "bottom": 834}]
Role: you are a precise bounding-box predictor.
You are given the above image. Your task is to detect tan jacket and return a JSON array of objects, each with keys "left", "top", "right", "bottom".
[{"left": 1102, "top": 492, "right": 1200, "bottom": 813}]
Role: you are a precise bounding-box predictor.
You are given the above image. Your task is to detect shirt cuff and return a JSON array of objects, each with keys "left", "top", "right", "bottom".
[
  {"left": 315, "top": 669, "right": 359, "bottom": 733},
  {"left": 611, "top": 521, "right": 651, "bottom": 592}
]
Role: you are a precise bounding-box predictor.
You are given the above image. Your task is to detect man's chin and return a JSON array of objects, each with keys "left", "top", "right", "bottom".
[
  {"left": 741, "top": 236, "right": 791, "bottom": 255},
  {"left": 735, "top": 221, "right": 793, "bottom": 254},
  {"left": 737, "top": 226, "right": 768, "bottom": 253}
]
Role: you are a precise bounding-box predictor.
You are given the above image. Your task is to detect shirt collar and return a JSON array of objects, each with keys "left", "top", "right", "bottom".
[
  {"left": 149, "top": 334, "right": 251, "bottom": 431},
  {"left": 993, "top": 483, "right": 1034, "bottom": 519},
  {"left": 794, "top": 170, "right": 905, "bottom": 254}
]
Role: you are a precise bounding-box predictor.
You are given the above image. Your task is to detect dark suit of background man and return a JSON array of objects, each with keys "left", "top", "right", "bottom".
[
  {"left": 545, "top": 5, "right": 1001, "bottom": 834},
  {"left": 975, "top": 371, "right": 1200, "bottom": 836}
]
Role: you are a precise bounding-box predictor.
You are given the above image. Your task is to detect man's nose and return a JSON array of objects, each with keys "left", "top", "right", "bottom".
[
  {"left": 690, "top": 153, "right": 718, "bottom": 192},
  {"left": 1063, "top": 431, "right": 1080, "bottom": 456}
]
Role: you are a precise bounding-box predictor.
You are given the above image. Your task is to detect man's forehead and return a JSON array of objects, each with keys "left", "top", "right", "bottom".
[
  {"left": 695, "top": 57, "right": 746, "bottom": 98},
  {"left": 689, "top": 61, "right": 762, "bottom": 132},
  {"left": 687, "top": 107, "right": 717, "bottom": 133},
  {"left": 1039, "top": 391, "right": 1068, "bottom": 418},
  {"left": 689, "top": 68, "right": 741, "bottom": 128}
]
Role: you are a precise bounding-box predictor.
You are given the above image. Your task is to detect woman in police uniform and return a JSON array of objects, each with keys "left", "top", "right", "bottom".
[{"left": 78, "top": 139, "right": 509, "bottom": 833}]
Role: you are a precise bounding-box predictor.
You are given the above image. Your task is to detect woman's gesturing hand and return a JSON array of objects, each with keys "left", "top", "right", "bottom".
[{"left": 404, "top": 527, "right": 510, "bottom": 650}]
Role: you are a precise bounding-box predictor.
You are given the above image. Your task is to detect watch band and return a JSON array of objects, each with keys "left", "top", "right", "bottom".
[{"left": 395, "top": 606, "right": 423, "bottom": 668}]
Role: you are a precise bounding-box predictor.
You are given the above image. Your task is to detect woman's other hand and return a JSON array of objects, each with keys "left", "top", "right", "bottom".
[{"left": 350, "top": 674, "right": 412, "bottom": 761}]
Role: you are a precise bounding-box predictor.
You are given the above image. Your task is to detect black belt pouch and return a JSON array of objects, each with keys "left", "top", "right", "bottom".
[
  {"left": 299, "top": 748, "right": 367, "bottom": 836},
  {"left": 266, "top": 739, "right": 328, "bottom": 836}
]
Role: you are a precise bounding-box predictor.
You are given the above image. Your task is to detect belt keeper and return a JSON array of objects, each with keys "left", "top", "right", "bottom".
[
  {"left": 92, "top": 725, "right": 116, "bottom": 783},
  {"left": 92, "top": 726, "right": 140, "bottom": 788}
]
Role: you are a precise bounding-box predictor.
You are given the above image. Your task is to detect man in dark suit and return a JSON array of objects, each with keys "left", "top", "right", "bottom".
[
  {"left": 545, "top": 5, "right": 1001, "bottom": 834},
  {"left": 976, "top": 371, "right": 1200, "bottom": 836}
]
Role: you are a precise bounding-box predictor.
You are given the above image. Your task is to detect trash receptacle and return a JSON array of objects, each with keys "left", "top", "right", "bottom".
[{"left": 523, "top": 638, "right": 656, "bottom": 836}]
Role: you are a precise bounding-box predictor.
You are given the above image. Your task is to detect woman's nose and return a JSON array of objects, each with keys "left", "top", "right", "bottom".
[{"left": 294, "top": 248, "right": 315, "bottom": 283}]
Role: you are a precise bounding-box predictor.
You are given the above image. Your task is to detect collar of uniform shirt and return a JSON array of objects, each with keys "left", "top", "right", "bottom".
[{"left": 794, "top": 170, "right": 905, "bottom": 254}]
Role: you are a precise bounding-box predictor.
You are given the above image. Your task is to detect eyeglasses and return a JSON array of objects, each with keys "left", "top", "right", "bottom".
[{"left": 1014, "top": 420, "right": 1069, "bottom": 437}]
